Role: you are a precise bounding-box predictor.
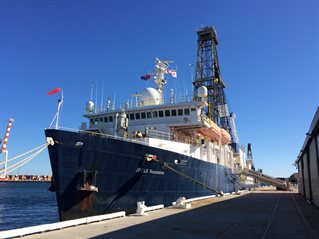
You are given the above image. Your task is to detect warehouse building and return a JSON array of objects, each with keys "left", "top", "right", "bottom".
[{"left": 296, "top": 107, "right": 319, "bottom": 206}]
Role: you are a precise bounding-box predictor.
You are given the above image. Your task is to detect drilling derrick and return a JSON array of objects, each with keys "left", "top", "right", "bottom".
[{"left": 193, "top": 27, "right": 240, "bottom": 152}]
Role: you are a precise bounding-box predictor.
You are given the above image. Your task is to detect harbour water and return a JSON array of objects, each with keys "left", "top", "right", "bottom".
[{"left": 0, "top": 182, "right": 58, "bottom": 231}]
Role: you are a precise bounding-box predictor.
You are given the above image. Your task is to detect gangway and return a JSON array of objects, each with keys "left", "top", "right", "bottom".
[{"left": 240, "top": 168, "right": 289, "bottom": 191}]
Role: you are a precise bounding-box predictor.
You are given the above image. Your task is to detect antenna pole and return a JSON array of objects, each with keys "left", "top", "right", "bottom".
[
  {"left": 95, "top": 81, "right": 98, "bottom": 113},
  {"left": 101, "top": 80, "right": 104, "bottom": 111},
  {"left": 90, "top": 81, "right": 94, "bottom": 101}
]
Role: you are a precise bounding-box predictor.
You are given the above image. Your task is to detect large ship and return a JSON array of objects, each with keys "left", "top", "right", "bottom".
[{"left": 45, "top": 27, "right": 254, "bottom": 221}]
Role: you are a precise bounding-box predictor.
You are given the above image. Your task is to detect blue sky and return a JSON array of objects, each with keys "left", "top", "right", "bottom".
[{"left": 0, "top": 0, "right": 318, "bottom": 177}]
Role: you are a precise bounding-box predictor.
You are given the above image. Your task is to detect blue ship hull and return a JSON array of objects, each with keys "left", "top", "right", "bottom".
[{"left": 45, "top": 129, "right": 237, "bottom": 221}]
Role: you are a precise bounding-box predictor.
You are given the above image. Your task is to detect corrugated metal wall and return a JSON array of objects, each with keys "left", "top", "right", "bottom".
[{"left": 296, "top": 107, "right": 319, "bottom": 207}]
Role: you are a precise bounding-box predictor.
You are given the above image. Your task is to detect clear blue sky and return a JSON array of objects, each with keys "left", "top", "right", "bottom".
[{"left": 0, "top": 0, "right": 318, "bottom": 177}]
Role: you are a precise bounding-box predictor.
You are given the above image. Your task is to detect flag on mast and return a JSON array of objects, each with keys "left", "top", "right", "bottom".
[
  {"left": 140, "top": 74, "right": 151, "bottom": 81},
  {"left": 167, "top": 70, "right": 177, "bottom": 78},
  {"left": 48, "top": 88, "right": 62, "bottom": 95}
]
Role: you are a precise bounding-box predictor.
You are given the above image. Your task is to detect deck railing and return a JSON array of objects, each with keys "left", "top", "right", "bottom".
[{"left": 85, "top": 95, "right": 194, "bottom": 114}]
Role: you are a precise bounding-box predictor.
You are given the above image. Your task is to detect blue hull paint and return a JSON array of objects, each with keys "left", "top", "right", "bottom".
[{"left": 45, "top": 129, "right": 237, "bottom": 221}]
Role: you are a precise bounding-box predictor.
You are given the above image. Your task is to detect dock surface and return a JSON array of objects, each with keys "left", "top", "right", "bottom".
[{"left": 20, "top": 190, "right": 319, "bottom": 239}]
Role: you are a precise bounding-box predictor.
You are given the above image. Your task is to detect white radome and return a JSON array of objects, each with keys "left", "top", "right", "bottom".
[
  {"left": 86, "top": 101, "right": 94, "bottom": 112},
  {"left": 140, "top": 88, "right": 161, "bottom": 106},
  {"left": 198, "top": 86, "right": 208, "bottom": 97}
]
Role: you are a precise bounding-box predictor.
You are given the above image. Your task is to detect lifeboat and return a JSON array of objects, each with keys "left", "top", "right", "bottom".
[
  {"left": 198, "top": 118, "right": 231, "bottom": 145},
  {"left": 221, "top": 128, "right": 231, "bottom": 144}
]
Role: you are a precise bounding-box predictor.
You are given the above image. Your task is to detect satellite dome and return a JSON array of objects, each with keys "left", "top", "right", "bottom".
[
  {"left": 86, "top": 101, "right": 94, "bottom": 113},
  {"left": 140, "top": 88, "right": 161, "bottom": 106},
  {"left": 198, "top": 86, "right": 208, "bottom": 97}
]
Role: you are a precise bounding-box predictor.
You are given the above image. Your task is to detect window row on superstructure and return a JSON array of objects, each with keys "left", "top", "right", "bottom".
[{"left": 89, "top": 107, "right": 196, "bottom": 125}]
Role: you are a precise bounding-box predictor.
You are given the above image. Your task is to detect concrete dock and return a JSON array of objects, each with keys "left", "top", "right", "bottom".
[{"left": 19, "top": 190, "right": 319, "bottom": 239}]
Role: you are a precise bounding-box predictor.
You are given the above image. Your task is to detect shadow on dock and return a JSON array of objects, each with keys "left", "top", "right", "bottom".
[{"left": 91, "top": 192, "right": 319, "bottom": 239}]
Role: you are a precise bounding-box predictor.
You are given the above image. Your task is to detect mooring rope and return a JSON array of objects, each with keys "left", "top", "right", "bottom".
[
  {"left": 0, "top": 143, "right": 49, "bottom": 174},
  {"left": 0, "top": 142, "right": 49, "bottom": 166},
  {"left": 152, "top": 157, "right": 222, "bottom": 195}
]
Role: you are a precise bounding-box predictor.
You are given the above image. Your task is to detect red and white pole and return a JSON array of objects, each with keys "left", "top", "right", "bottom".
[
  {"left": 2, "top": 118, "right": 14, "bottom": 177},
  {"left": 2, "top": 118, "right": 14, "bottom": 152}
]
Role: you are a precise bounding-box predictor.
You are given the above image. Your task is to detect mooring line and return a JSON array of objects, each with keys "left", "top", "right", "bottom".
[{"left": 152, "top": 157, "right": 222, "bottom": 195}]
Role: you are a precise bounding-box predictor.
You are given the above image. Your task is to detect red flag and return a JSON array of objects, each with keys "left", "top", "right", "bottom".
[
  {"left": 141, "top": 74, "right": 151, "bottom": 80},
  {"left": 48, "top": 88, "right": 61, "bottom": 95}
]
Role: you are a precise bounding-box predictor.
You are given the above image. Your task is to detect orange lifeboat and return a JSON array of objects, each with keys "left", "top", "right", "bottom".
[
  {"left": 198, "top": 118, "right": 231, "bottom": 145},
  {"left": 220, "top": 128, "right": 231, "bottom": 145},
  {"left": 198, "top": 121, "right": 221, "bottom": 141}
]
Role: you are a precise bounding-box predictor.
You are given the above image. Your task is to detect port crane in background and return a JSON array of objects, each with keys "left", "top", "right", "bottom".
[
  {"left": 193, "top": 27, "right": 240, "bottom": 153},
  {"left": 0, "top": 118, "right": 14, "bottom": 178},
  {"left": 0, "top": 118, "right": 50, "bottom": 179}
]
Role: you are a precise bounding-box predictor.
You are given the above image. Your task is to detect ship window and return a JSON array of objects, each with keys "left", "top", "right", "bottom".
[
  {"left": 141, "top": 112, "right": 146, "bottom": 119},
  {"left": 99, "top": 117, "right": 103, "bottom": 122},
  {"left": 159, "top": 110, "right": 164, "bottom": 117},
  {"left": 130, "top": 113, "right": 135, "bottom": 120},
  {"left": 165, "top": 110, "right": 170, "bottom": 117},
  {"left": 94, "top": 118, "right": 98, "bottom": 124},
  {"left": 191, "top": 108, "right": 196, "bottom": 111},
  {"left": 171, "top": 109, "right": 177, "bottom": 116},
  {"left": 104, "top": 117, "right": 108, "bottom": 123},
  {"left": 135, "top": 113, "right": 140, "bottom": 119},
  {"left": 178, "top": 109, "right": 183, "bottom": 116},
  {"left": 152, "top": 111, "right": 158, "bottom": 118},
  {"left": 90, "top": 119, "right": 94, "bottom": 125},
  {"left": 109, "top": 116, "right": 113, "bottom": 122},
  {"left": 147, "top": 112, "right": 152, "bottom": 118},
  {"left": 184, "top": 108, "right": 190, "bottom": 115}
]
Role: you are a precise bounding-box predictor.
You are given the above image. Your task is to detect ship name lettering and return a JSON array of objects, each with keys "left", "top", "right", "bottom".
[
  {"left": 136, "top": 168, "right": 149, "bottom": 173},
  {"left": 135, "top": 167, "right": 164, "bottom": 175},
  {"left": 149, "top": 169, "right": 165, "bottom": 175}
]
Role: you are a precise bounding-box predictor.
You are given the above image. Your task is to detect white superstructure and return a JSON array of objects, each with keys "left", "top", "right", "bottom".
[{"left": 82, "top": 58, "right": 249, "bottom": 177}]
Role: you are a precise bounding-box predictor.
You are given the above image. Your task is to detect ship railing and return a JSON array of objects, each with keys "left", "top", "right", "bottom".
[
  {"left": 147, "top": 128, "right": 174, "bottom": 141},
  {"left": 57, "top": 127, "right": 177, "bottom": 146},
  {"left": 56, "top": 127, "right": 155, "bottom": 147},
  {"left": 85, "top": 95, "right": 194, "bottom": 114}
]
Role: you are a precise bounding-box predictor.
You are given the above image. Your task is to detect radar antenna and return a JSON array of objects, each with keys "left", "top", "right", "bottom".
[{"left": 153, "top": 58, "right": 174, "bottom": 98}]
